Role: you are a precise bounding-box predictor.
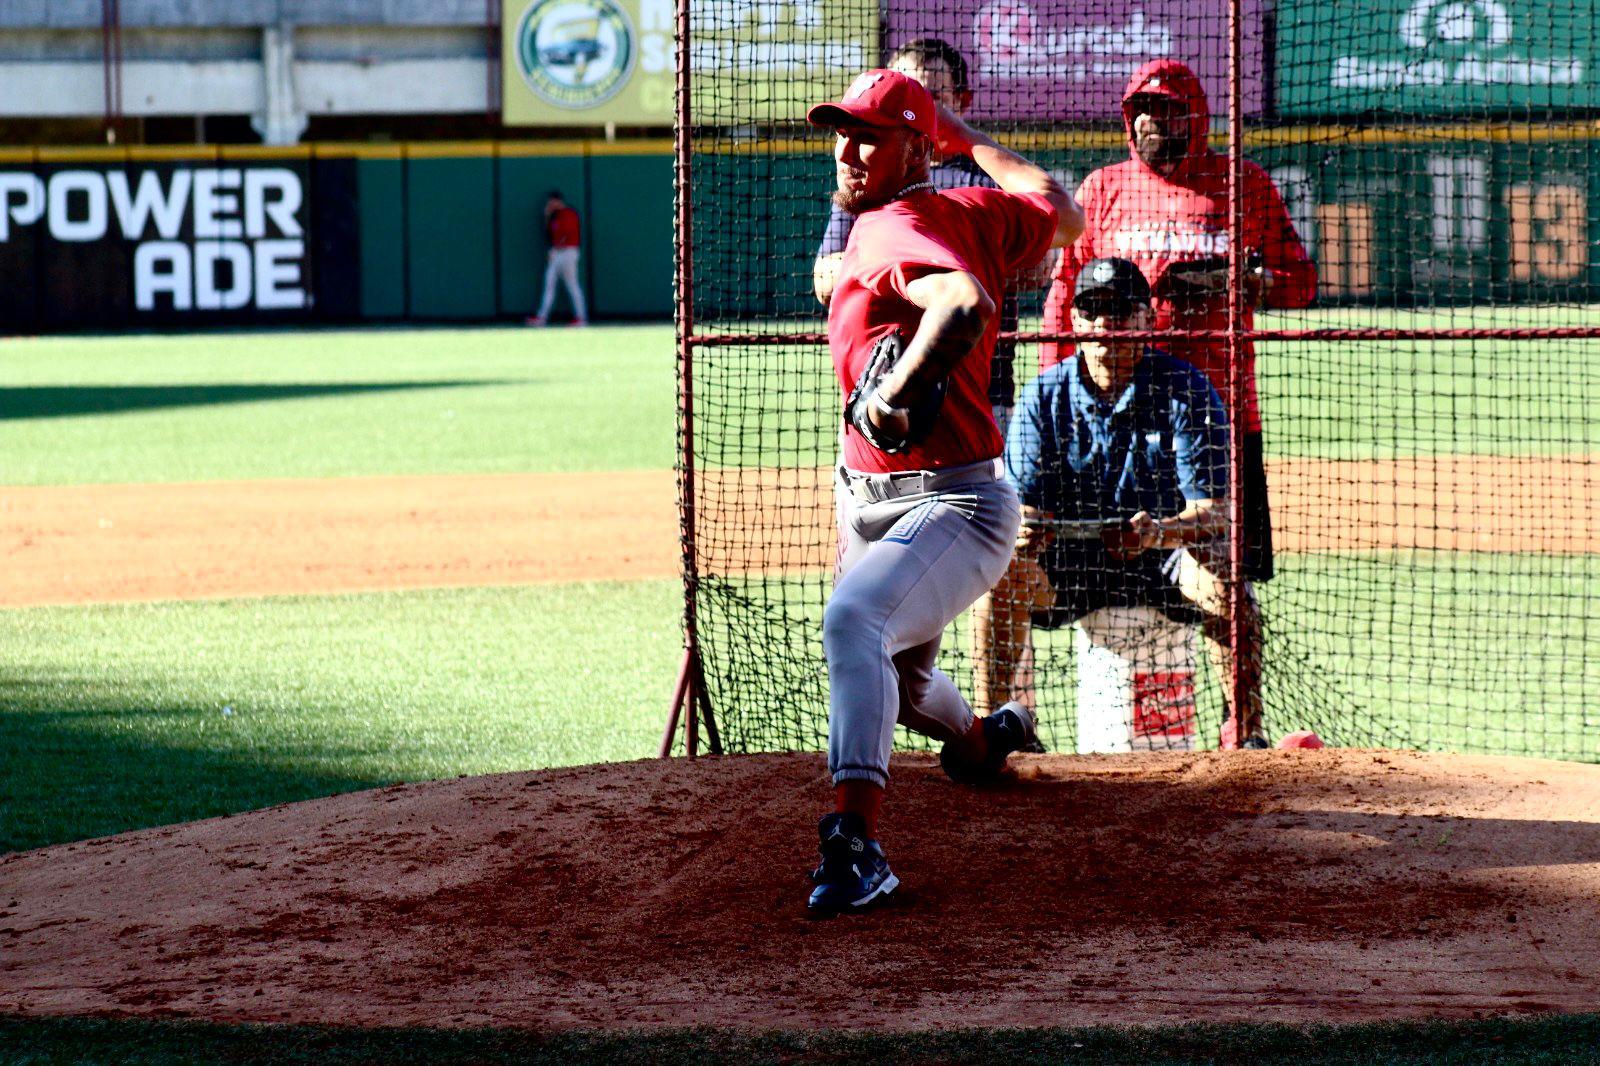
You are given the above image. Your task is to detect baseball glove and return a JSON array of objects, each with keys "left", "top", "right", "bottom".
[
  {"left": 1155, "top": 250, "right": 1265, "bottom": 300},
  {"left": 844, "top": 329, "right": 945, "bottom": 454}
]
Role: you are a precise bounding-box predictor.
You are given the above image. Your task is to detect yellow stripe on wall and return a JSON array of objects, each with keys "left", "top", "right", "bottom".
[{"left": 5, "top": 120, "right": 1600, "bottom": 166}]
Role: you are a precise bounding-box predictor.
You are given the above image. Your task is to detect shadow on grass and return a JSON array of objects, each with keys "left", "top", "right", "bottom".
[
  {"left": 2, "top": 1014, "right": 1600, "bottom": 1065},
  {"left": 0, "top": 381, "right": 513, "bottom": 421},
  {"left": 0, "top": 680, "right": 393, "bottom": 855}
]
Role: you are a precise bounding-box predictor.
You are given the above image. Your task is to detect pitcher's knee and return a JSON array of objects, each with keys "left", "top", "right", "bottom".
[
  {"left": 898, "top": 673, "right": 935, "bottom": 713},
  {"left": 823, "top": 594, "right": 886, "bottom": 653}
]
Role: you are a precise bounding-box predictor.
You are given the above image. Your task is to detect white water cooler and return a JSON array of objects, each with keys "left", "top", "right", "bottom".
[{"left": 1072, "top": 606, "right": 1199, "bottom": 753}]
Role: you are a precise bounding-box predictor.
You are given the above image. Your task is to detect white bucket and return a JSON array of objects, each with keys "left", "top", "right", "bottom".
[{"left": 1072, "top": 605, "right": 1199, "bottom": 754}]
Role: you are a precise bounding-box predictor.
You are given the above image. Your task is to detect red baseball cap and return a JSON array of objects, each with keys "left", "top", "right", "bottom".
[{"left": 807, "top": 69, "right": 937, "bottom": 138}]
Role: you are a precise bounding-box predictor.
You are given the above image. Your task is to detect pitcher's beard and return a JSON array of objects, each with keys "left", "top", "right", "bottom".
[{"left": 833, "top": 185, "right": 893, "bottom": 216}]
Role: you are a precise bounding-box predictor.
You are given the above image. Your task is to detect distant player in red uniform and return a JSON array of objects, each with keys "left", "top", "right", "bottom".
[
  {"left": 803, "top": 69, "right": 1084, "bottom": 913},
  {"left": 527, "top": 190, "right": 588, "bottom": 327},
  {"left": 1040, "top": 59, "right": 1316, "bottom": 746}
]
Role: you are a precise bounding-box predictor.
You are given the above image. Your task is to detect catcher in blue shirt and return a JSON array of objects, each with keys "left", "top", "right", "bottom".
[{"left": 970, "top": 256, "right": 1268, "bottom": 747}]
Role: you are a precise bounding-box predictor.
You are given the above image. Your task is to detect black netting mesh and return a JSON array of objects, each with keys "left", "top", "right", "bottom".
[{"left": 677, "top": 0, "right": 1600, "bottom": 759}]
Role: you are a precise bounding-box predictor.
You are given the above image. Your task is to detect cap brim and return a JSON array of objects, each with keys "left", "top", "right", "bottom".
[
  {"left": 1073, "top": 287, "right": 1140, "bottom": 312},
  {"left": 806, "top": 101, "right": 894, "bottom": 129}
]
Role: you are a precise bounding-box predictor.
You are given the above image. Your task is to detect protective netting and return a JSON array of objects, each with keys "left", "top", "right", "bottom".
[{"left": 677, "top": 0, "right": 1600, "bottom": 759}]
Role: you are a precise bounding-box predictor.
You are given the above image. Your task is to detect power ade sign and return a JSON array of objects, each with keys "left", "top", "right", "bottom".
[
  {"left": 1278, "top": 0, "right": 1598, "bottom": 115},
  {"left": 0, "top": 162, "right": 312, "bottom": 327}
]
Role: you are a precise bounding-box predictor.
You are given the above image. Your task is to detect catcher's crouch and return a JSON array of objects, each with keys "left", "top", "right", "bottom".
[{"left": 804, "top": 69, "right": 1084, "bottom": 913}]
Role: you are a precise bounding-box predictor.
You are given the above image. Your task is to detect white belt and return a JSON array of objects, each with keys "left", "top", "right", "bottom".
[{"left": 840, "top": 458, "right": 1004, "bottom": 504}]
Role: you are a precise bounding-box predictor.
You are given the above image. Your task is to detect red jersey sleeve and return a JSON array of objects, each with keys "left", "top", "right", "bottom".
[
  {"left": 998, "top": 190, "right": 1059, "bottom": 275},
  {"left": 1244, "top": 164, "right": 1316, "bottom": 310},
  {"left": 849, "top": 213, "right": 967, "bottom": 301},
  {"left": 853, "top": 189, "right": 1056, "bottom": 302},
  {"left": 952, "top": 188, "right": 1058, "bottom": 276}
]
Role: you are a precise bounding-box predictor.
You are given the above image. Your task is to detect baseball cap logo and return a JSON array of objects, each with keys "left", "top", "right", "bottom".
[
  {"left": 1092, "top": 261, "right": 1117, "bottom": 282},
  {"left": 846, "top": 72, "right": 885, "bottom": 99},
  {"left": 902, "top": 109, "right": 917, "bottom": 120}
]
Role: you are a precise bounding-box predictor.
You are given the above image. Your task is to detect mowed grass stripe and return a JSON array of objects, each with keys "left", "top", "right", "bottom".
[{"left": 0, "top": 325, "right": 677, "bottom": 484}]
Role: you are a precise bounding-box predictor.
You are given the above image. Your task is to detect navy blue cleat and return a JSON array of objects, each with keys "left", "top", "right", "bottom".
[
  {"left": 939, "top": 701, "right": 1037, "bottom": 784},
  {"left": 807, "top": 812, "right": 899, "bottom": 914}
]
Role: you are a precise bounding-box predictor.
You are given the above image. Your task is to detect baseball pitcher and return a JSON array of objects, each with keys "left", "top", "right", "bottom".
[{"left": 804, "top": 69, "right": 1084, "bottom": 913}]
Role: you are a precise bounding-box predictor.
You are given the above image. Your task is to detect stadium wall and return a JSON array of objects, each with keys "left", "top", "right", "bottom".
[
  {"left": 695, "top": 130, "right": 1600, "bottom": 322},
  {"left": 0, "top": 139, "right": 675, "bottom": 333},
  {"left": 1, "top": 129, "right": 1594, "bottom": 333}
]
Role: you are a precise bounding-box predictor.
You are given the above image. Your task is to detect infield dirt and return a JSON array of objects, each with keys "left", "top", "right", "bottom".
[
  {"left": 6, "top": 455, "right": 1597, "bottom": 607},
  {"left": 4, "top": 749, "right": 1600, "bottom": 1030}
]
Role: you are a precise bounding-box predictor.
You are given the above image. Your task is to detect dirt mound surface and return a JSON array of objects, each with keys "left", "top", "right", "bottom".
[{"left": 4, "top": 749, "right": 1600, "bottom": 1031}]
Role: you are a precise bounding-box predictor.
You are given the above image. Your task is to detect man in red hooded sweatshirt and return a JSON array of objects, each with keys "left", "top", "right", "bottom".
[{"left": 1040, "top": 59, "right": 1316, "bottom": 748}]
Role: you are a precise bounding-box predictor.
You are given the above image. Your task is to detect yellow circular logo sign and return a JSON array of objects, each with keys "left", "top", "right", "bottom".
[{"left": 514, "top": 0, "right": 636, "bottom": 109}]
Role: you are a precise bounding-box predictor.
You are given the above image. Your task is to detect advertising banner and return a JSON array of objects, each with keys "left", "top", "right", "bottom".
[
  {"left": 884, "top": 0, "right": 1264, "bottom": 121},
  {"left": 0, "top": 160, "right": 314, "bottom": 330},
  {"left": 503, "top": 0, "right": 877, "bottom": 126},
  {"left": 1278, "top": 0, "right": 1599, "bottom": 115}
]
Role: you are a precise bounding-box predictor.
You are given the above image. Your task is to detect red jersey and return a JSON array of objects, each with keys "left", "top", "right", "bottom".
[
  {"left": 830, "top": 187, "right": 1057, "bottom": 473},
  {"left": 1042, "top": 59, "right": 1316, "bottom": 432},
  {"left": 547, "top": 206, "right": 581, "bottom": 248}
]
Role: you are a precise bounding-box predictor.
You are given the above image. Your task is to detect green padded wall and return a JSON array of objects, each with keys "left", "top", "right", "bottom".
[
  {"left": 356, "top": 158, "right": 406, "bottom": 319},
  {"left": 586, "top": 154, "right": 674, "bottom": 317},
  {"left": 406, "top": 155, "right": 497, "bottom": 319}
]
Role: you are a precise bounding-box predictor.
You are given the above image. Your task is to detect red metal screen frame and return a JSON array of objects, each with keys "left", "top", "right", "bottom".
[
  {"left": 666, "top": 0, "right": 1598, "bottom": 758},
  {"left": 662, "top": 0, "right": 720, "bottom": 758}
]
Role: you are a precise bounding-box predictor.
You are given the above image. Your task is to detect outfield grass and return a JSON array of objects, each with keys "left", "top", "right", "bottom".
[
  {"left": 0, "top": 325, "right": 675, "bottom": 484},
  {"left": 699, "top": 549, "right": 1600, "bottom": 763},
  {"left": 5, "top": 313, "right": 1598, "bottom": 486},
  {"left": 677, "top": 308, "right": 1600, "bottom": 468},
  {"left": 1261, "top": 551, "right": 1600, "bottom": 758},
  {"left": 8, "top": 549, "right": 1593, "bottom": 854},
  {"left": 0, "top": 325, "right": 687, "bottom": 851},
  {"left": 0, "top": 580, "right": 680, "bottom": 854}
]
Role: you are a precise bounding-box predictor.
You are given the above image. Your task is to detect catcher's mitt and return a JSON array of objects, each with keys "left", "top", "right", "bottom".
[
  {"left": 1155, "top": 250, "right": 1265, "bottom": 300},
  {"left": 844, "top": 329, "right": 946, "bottom": 454}
]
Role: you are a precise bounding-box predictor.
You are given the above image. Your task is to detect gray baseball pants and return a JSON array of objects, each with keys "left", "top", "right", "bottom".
[{"left": 825, "top": 457, "right": 1022, "bottom": 788}]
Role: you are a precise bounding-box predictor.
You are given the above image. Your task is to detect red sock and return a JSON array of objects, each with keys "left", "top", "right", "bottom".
[
  {"left": 834, "top": 780, "right": 884, "bottom": 838},
  {"left": 962, "top": 715, "right": 989, "bottom": 764}
]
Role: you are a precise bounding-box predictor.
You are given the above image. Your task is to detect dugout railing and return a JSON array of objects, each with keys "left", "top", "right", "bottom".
[{"left": 665, "top": 0, "right": 1600, "bottom": 761}]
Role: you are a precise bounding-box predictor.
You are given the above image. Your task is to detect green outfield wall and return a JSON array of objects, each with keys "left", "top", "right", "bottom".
[
  {"left": 0, "top": 141, "right": 675, "bottom": 333},
  {"left": 696, "top": 131, "right": 1600, "bottom": 322},
  {"left": 1, "top": 131, "right": 1596, "bottom": 332}
]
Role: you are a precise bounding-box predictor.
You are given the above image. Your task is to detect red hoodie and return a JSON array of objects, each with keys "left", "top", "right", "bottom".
[{"left": 1041, "top": 58, "right": 1316, "bottom": 433}]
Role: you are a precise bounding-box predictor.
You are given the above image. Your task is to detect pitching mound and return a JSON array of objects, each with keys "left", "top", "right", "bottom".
[{"left": 4, "top": 749, "right": 1600, "bottom": 1031}]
